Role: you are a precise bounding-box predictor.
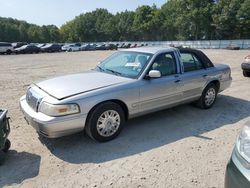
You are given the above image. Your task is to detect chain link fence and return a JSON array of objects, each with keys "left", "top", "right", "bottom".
[{"left": 144, "top": 39, "right": 250, "bottom": 49}]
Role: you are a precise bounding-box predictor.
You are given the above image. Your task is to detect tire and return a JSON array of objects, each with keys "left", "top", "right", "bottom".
[
  {"left": 68, "top": 48, "right": 72, "bottom": 52},
  {"left": 196, "top": 83, "right": 218, "bottom": 109},
  {"left": 85, "top": 102, "right": 125, "bottom": 142},
  {"left": 243, "top": 70, "right": 250, "bottom": 77},
  {"left": 6, "top": 50, "right": 12, "bottom": 55},
  {"left": 0, "top": 150, "right": 6, "bottom": 165},
  {"left": 3, "top": 139, "right": 11, "bottom": 153}
]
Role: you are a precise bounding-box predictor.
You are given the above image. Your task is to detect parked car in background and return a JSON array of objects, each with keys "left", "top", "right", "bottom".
[
  {"left": 137, "top": 43, "right": 148, "bottom": 47},
  {"left": 225, "top": 121, "right": 250, "bottom": 188},
  {"left": 123, "top": 43, "right": 131, "bottom": 48},
  {"left": 117, "top": 43, "right": 125, "bottom": 48},
  {"left": 136, "top": 44, "right": 143, "bottom": 48},
  {"left": 41, "top": 44, "right": 62, "bottom": 53},
  {"left": 14, "top": 44, "right": 40, "bottom": 54},
  {"left": 130, "top": 43, "right": 137, "bottom": 48},
  {"left": 12, "top": 42, "right": 28, "bottom": 49},
  {"left": 226, "top": 44, "right": 240, "bottom": 50},
  {"left": 95, "top": 44, "right": 106, "bottom": 50},
  {"left": 62, "top": 44, "right": 81, "bottom": 52},
  {"left": 81, "top": 44, "right": 96, "bottom": 51},
  {"left": 20, "top": 47, "right": 232, "bottom": 142},
  {"left": 36, "top": 43, "right": 46, "bottom": 48},
  {"left": 0, "top": 42, "right": 14, "bottom": 54},
  {"left": 105, "top": 43, "right": 117, "bottom": 50},
  {"left": 242, "top": 55, "right": 250, "bottom": 77}
]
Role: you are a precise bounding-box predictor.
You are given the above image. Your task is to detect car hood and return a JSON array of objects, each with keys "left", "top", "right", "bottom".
[{"left": 35, "top": 71, "right": 132, "bottom": 100}]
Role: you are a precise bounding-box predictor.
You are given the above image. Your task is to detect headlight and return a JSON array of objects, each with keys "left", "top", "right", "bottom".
[
  {"left": 39, "top": 102, "right": 80, "bottom": 117},
  {"left": 236, "top": 125, "right": 250, "bottom": 167}
]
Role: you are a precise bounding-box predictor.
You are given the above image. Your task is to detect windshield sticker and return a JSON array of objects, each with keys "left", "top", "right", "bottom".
[{"left": 125, "top": 62, "right": 141, "bottom": 67}]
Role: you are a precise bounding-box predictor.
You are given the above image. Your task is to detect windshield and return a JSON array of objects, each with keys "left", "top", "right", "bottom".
[{"left": 96, "top": 51, "right": 153, "bottom": 78}]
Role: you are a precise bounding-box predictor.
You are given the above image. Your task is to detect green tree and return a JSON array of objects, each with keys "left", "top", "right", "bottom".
[
  {"left": 132, "top": 5, "right": 158, "bottom": 40},
  {"left": 236, "top": 0, "right": 250, "bottom": 39},
  {"left": 18, "top": 23, "right": 29, "bottom": 42},
  {"left": 213, "top": 0, "right": 245, "bottom": 39},
  {"left": 115, "top": 11, "right": 135, "bottom": 41},
  {"left": 0, "top": 1, "right": 249, "bottom": 43}
]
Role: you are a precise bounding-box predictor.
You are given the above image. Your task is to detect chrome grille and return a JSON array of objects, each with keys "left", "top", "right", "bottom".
[{"left": 26, "top": 88, "right": 42, "bottom": 112}]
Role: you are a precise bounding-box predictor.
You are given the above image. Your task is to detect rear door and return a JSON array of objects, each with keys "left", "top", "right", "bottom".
[
  {"left": 139, "top": 52, "right": 183, "bottom": 113},
  {"left": 178, "top": 52, "right": 209, "bottom": 100}
]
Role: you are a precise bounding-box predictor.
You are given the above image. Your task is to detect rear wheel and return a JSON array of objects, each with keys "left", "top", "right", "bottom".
[
  {"left": 196, "top": 83, "right": 218, "bottom": 109},
  {"left": 85, "top": 102, "right": 125, "bottom": 142}
]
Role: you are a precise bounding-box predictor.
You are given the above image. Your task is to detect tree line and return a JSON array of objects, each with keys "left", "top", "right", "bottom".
[{"left": 0, "top": 0, "right": 249, "bottom": 43}]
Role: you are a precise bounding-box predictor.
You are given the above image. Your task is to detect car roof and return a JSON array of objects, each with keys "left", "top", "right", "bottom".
[{"left": 120, "top": 46, "right": 177, "bottom": 54}]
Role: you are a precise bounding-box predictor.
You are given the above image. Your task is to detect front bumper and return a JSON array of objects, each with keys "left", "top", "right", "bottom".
[
  {"left": 225, "top": 148, "right": 250, "bottom": 188},
  {"left": 20, "top": 96, "right": 87, "bottom": 138}
]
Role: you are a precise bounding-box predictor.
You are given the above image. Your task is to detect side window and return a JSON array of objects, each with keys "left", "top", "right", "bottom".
[
  {"left": 151, "top": 52, "right": 177, "bottom": 76},
  {"left": 181, "top": 53, "right": 204, "bottom": 72}
]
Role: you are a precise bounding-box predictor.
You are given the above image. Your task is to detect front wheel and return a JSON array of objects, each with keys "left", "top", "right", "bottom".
[
  {"left": 85, "top": 102, "right": 125, "bottom": 142},
  {"left": 196, "top": 83, "right": 218, "bottom": 109}
]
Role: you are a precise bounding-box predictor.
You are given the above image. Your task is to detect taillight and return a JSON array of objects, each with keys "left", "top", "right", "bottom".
[{"left": 245, "top": 55, "right": 250, "bottom": 62}]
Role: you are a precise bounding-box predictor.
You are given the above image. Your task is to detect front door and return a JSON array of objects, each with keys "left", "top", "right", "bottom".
[{"left": 139, "top": 52, "right": 183, "bottom": 113}]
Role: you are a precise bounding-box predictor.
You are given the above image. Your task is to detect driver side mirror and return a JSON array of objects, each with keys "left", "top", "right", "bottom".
[{"left": 147, "top": 70, "right": 161, "bottom": 79}]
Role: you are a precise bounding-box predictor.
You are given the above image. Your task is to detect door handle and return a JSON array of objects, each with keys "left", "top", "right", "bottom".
[
  {"left": 175, "top": 79, "right": 181, "bottom": 83},
  {"left": 202, "top": 74, "right": 208, "bottom": 78}
]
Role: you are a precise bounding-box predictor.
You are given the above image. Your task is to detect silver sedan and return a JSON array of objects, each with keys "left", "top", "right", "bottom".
[{"left": 20, "top": 47, "right": 232, "bottom": 142}]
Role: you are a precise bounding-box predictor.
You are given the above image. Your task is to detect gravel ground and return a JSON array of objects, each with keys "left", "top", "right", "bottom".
[{"left": 0, "top": 49, "right": 249, "bottom": 188}]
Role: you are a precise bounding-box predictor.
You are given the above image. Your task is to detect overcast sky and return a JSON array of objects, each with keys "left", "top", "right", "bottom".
[{"left": 0, "top": 0, "right": 166, "bottom": 27}]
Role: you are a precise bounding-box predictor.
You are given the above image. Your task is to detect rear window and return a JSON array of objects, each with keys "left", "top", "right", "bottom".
[{"left": 181, "top": 53, "right": 204, "bottom": 72}]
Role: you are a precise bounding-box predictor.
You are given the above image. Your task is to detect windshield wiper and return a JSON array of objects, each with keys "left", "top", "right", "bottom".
[
  {"left": 96, "top": 65, "right": 105, "bottom": 72},
  {"left": 105, "top": 68, "right": 122, "bottom": 76},
  {"left": 97, "top": 66, "right": 123, "bottom": 76}
]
